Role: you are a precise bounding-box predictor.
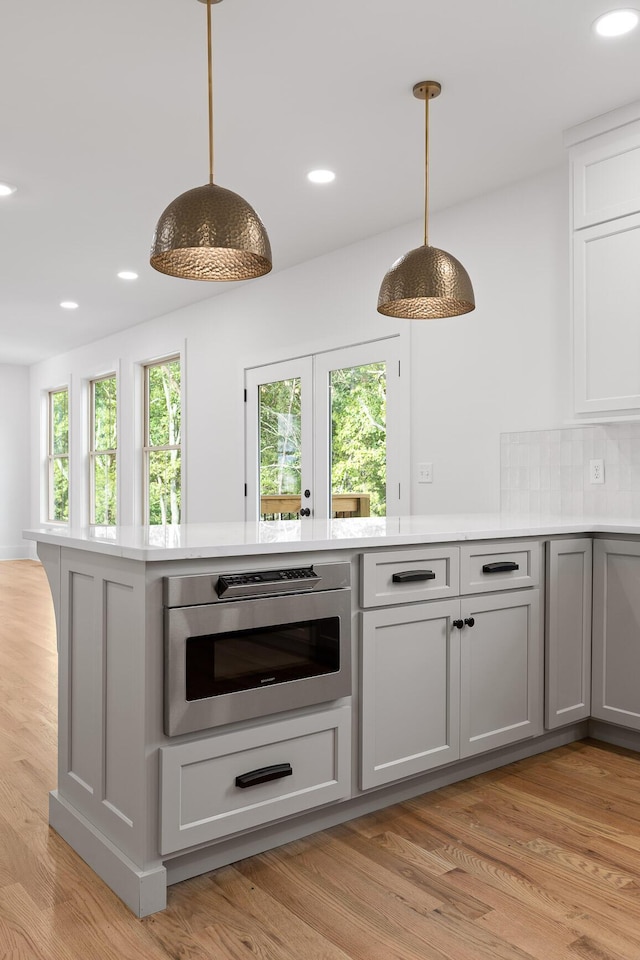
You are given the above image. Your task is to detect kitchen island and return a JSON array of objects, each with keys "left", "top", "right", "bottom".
[{"left": 24, "top": 515, "right": 640, "bottom": 916}]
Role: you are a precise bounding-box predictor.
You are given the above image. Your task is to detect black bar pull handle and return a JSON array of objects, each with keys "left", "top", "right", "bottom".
[
  {"left": 392, "top": 569, "right": 436, "bottom": 584},
  {"left": 482, "top": 561, "right": 520, "bottom": 574},
  {"left": 235, "top": 763, "right": 293, "bottom": 789}
]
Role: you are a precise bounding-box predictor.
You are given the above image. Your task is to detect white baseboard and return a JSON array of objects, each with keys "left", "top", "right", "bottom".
[{"left": 0, "top": 544, "right": 33, "bottom": 560}]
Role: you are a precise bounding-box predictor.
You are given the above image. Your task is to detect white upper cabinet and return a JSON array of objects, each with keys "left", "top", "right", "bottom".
[
  {"left": 567, "top": 100, "right": 640, "bottom": 416},
  {"left": 573, "top": 214, "right": 640, "bottom": 413},
  {"left": 571, "top": 120, "right": 640, "bottom": 229}
]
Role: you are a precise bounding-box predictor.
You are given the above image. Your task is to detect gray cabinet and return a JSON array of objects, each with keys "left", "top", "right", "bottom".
[
  {"left": 459, "top": 590, "right": 542, "bottom": 757},
  {"left": 360, "top": 599, "right": 461, "bottom": 790},
  {"left": 592, "top": 539, "right": 640, "bottom": 730},
  {"left": 360, "top": 584, "right": 543, "bottom": 788},
  {"left": 545, "top": 538, "right": 592, "bottom": 729}
]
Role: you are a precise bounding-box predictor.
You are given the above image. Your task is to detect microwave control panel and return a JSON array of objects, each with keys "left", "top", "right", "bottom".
[{"left": 216, "top": 567, "right": 319, "bottom": 598}]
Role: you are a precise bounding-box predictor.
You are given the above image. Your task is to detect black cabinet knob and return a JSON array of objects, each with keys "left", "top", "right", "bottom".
[
  {"left": 464, "top": 617, "right": 475, "bottom": 627},
  {"left": 453, "top": 619, "right": 464, "bottom": 629}
]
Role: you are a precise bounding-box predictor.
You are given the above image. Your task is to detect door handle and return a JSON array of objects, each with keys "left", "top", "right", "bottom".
[{"left": 299, "top": 508, "right": 311, "bottom": 517}]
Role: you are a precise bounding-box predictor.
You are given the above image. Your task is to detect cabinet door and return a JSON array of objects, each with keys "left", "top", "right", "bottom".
[
  {"left": 545, "top": 539, "right": 592, "bottom": 729},
  {"left": 459, "top": 590, "right": 542, "bottom": 758},
  {"left": 571, "top": 120, "right": 640, "bottom": 229},
  {"left": 573, "top": 213, "right": 640, "bottom": 414},
  {"left": 360, "top": 600, "right": 460, "bottom": 790},
  {"left": 592, "top": 539, "right": 640, "bottom": 730}
]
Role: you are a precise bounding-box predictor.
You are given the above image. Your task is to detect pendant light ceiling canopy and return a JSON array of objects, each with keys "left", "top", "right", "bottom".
[
  {"left": 150, "top": 0, "right": 272, "bottom": 282},
  {"left": 377, "top": 81, "right": 475, "bottom": 319}
]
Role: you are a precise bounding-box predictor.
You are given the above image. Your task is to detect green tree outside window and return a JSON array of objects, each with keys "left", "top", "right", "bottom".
[
  {"left": 146, "top": 359, "right": 181, "bottom": 524},
  {"left": 49, "top": 388, "right": 69, "bottom": 522},
  {"left": 91, "top": 375, "right": 117, "bottom": 525}
]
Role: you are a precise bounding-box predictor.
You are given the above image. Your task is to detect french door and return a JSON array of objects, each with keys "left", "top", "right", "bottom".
[{"left": 245, "top": 336, "right": 409, "bottom": 522}]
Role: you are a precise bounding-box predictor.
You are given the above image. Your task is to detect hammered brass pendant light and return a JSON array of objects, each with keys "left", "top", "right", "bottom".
[
  {"left": 377, "top": 81, "right": 474, "bottom": 319},
  {"left": 150, "top": 0, "right": 272, "bottom": 281}
]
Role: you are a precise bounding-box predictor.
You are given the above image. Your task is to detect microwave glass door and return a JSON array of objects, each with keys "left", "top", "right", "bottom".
[{"left": 185, "top": 616, "right": 340, "bottom": 701}]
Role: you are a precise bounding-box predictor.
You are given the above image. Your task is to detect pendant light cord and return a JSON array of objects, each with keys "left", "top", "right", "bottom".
[
  {"left": 424, "top": 93, "right": 429, "bottom": 247},
  {"left": 207, "top": 0, "right": 214, "bottom": 185}
]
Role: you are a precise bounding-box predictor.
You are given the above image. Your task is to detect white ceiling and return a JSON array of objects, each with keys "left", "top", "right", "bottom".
[{"left": 1, "top": 0, "right": 639, "bottom": 365}]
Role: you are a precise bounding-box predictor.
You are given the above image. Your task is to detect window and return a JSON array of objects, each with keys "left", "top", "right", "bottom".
[
  {"left": 246, "top": 337, "right": 409, "bottom": 521},
  {"left": 144, "top": 357, "right": 181, "bottom": 524},
  {"left": 48, "top": 387, "right": 69, "bottom": 522},
  {"left": 90, "top": 374, "right": 117, "bottom": 525}
]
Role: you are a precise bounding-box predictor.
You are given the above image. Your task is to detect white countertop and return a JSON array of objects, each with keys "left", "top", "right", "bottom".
[{"left": 22, "top": 513, "right": 640, "bottom": 561}]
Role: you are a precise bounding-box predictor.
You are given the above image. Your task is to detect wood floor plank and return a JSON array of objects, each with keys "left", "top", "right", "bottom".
[
  {"left": 333, "top": 824, "right": 492, "bottom": 920},
  {"left": 237, "top": 846, "right": 457, "bottom": 960}
]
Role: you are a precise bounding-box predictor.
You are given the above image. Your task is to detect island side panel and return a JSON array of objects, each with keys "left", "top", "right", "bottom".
[{"left": 54, "top": 547, "right": 155, "bottom": 866}]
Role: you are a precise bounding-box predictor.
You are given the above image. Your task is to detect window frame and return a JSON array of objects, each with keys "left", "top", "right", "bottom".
[
  {"left": 89, "top": 372, "right": 118, "bottom": 526},
  {"left": 143, "top": 354, "right": 182, "bottom": 525},
  {"left": 47, "top": 386, "right": 70, "bottom": 523}
]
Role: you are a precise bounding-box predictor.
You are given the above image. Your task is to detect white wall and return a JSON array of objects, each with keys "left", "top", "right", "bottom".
[
  {"left": 410, "top": 166, "right": 568, "bottom": 513},
  {"left": 28, "top": 164, "right": 569, "bottom": 526},
  {"left": 0, "top": 365, "right": 31, "bottom": 556}
]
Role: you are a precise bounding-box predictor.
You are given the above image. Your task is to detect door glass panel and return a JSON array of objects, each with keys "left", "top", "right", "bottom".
[
  {"left": 259, "top": 378, "right": 302, "bottom": 520},
  {"left": 330, "top": 362, "right": 386, "bottom": 517}
]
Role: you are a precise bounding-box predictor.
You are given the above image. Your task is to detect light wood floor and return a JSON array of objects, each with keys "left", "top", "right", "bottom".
[{"left": 2, "top": 559, "right": 640, "bottom": 959}]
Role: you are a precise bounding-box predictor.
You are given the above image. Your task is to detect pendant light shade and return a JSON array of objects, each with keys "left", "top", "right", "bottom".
[
  {"left": 377, "top": 81, "right": 474, "bottom": 319},
  {"left": 150, "top": 0, "right": 272, "bottom": 282},
  {"left": 150, "top": 184, "right": 272, "bottom": 281},
  {"left": 377, "top": 245, "right": 474, "bottom": 319}
]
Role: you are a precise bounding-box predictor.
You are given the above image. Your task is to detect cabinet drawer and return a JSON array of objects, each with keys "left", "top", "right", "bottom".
[
  {"left": 159, "top": 705, "right": 351, "bottom": 855},
  {"left": 360, "top": 546, "right": 459, "bottom": 607},
  {"left": 460, "top": 540, "right": 539, "bottom": 595}
]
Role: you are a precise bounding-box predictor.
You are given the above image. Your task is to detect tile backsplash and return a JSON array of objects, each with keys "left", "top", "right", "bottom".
[{"left": 500, "top": 423, "right": 640, "bottom": 517}]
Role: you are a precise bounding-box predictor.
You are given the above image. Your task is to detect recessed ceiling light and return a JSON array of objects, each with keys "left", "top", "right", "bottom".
[
  {"left": 307, "top": 169, "right": 336, "bottom": 184},
  {"left": 60, "top": 301, "right": 79, "bottom": 310},
  {"left": 594, "top": 8, "right": 639, "bottom": 36},
  {"left": 117, "top": 271, "right": 138, "bottom": 280},
  {"left": 0, "top": 181, "right": 17, "bottom": 197}
]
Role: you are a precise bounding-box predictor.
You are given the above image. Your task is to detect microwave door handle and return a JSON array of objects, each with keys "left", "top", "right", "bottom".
[{"left": 235, "top": 763, "right": 293, "bottom": 789}]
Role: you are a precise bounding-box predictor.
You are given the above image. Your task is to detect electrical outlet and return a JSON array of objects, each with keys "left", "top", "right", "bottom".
[
  {"left": 418, "top": 462, "right": 433, "bottom": 484},
  {"left": 589, "top": 458, "right": 605, "bottom": 484}
]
